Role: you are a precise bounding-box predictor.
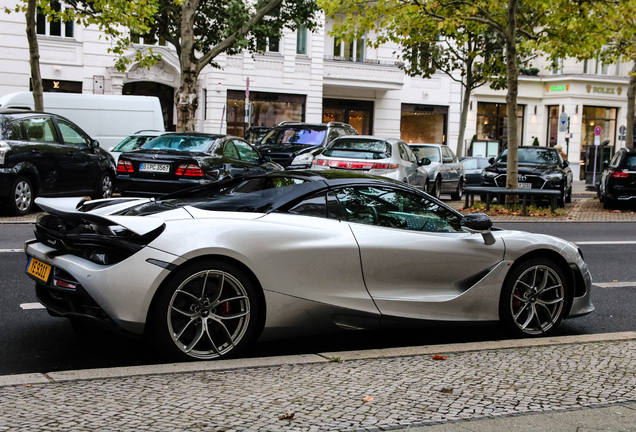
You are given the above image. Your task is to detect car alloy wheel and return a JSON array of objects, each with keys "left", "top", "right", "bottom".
[
  {"left": 433, "top": 177, "right": 442, "bottom": 199},
  {"left": 151, "top": 261, "right": 258, "bottom": 361},
  {"left": 93, "top": 173, "right": 113, "bottom": 200},
  {"left": 4, "top": 176, "right": 34, "bottom": 216},
  {"left": 500, "top": 258, "right": 568, "bottom": 337}
]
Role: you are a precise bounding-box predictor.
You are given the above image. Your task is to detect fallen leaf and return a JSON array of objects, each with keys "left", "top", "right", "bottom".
[
  {"left": 363, "top": 396, "right": 374, "bottom": 403},
  {"left": 440, "top": 388, "right": 453, "bottom": 394},
  {"left": 432, "top": 354, "right": 448, "bottom": 360},
  {"left": 23, "top": 384, "right": 31, "bottom": 387},
  {"left": 279, "top": 413, "right": 295, "bottom": 420},
  {"left": 613, "top": 280, "right": 618, "bottom": 282}
]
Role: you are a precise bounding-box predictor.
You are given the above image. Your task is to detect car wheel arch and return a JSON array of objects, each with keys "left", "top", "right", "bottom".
[
  {"left": 145, "top": 254, "right": 267, "bottom": 342},
  {"left": 500, "top": 249, "right": 575, "bottom": 317},
  {"left": 10, "top": 163, "right": 41, "bottom": 193}
]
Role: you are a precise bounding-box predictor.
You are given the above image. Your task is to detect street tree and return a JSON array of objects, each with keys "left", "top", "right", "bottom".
[
  {"left": 322, "top": 0, "right": 608, "bottom": 194},
  {"left": 6, "top": 0, "right": 159, "bottom": 112}
]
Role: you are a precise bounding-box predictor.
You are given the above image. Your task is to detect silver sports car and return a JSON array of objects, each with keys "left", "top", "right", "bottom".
[{"left": 24, "top": 171, "right": 593, "bottom": 361}]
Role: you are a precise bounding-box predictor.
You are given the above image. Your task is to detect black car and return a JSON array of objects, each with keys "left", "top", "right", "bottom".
[
  {"left": 257, "top": 121, "right": 358, "bottom": 168},
  {"left": 459, "top": 157, "right": 491, "bottom": 186},
  {"left": 481, "top": 146, "right": 573, "bottom": 206},
  {"left": 0, "top": 108, "right": 116, "bottom": 215},
  {"left": 115, "top": 132, "right": 283, "bottom": 197},
  {"left": 598, "top": 147, "right": 636, "bottom": 209}
]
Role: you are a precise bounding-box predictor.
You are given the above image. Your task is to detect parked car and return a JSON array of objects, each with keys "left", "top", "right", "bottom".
[
  {"left": 598, "top": 147, "right": 636, "bottom": 209},
  {"left": 244, "top": 126, "right": 273, "bottom": 144},
  {"left": 0, "top": 108, "right": 116, "bottom": 215},
  {"left": 0, "top": 92, "right": 165, "bottom": 149},
  {"left": 460, "top": 157, "right": 491, "bottom": 186},
  {"left": 408, "top": 143, "right": 465, "bottom": 200},
  {"left": 312, "top": 136, "right": 428, "bottom": 190},
  {"left": 481, "top": 146, "right": 573, "bottom": 206},
  {"left": 257, "top": 121, "right": 358, "bottom": 168},
  {"left": 107, "top": 130, "right": 165, "bottom": 163},
  {"left": 115, "top": 132, "right": 282, "bottom": 197},
  {"left": 26, "top": 170, "right": 593, "bottom": 361}
]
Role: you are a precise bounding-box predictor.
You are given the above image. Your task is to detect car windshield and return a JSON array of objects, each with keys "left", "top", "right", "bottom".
[
  {"left": 461, "top": 158, "right": 481, "bottom": 170},
  {"left": 410, "top": 146, "right": 441, "bottom": 162},
  {"left": 113, "top": 135, "right": 157, "bottom": 152},
  {"left": 322, "top": 139, "right": 391, "bottom": 160},
  {"left": 140, "top": 135, "right": 217, "bottom": 153},
  {"left": 497, "top": 148, "right": 559, "bottom": 165},
  {"left": 261, "top": 127, "right": 327, "bottom": 146}
]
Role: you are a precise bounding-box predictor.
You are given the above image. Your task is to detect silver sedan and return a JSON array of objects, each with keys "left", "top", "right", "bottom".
[
  {"left": 24, "top": 171, "right": 593, "bottom": 362},
  {"left": 409, "top": 144, "right": 465, "bottom": 200}
]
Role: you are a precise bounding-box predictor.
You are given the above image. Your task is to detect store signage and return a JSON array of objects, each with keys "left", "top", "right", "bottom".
[
  {"left": 546, "top": 85, "right": 569, "bottom": 92},
  {"left": 586, "top": 85, "right": 617, "bottom": 94}
]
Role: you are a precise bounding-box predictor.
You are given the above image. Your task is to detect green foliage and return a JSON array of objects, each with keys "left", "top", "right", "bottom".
[
  {"left": 532, "top": 137, "right": 540, "bottom": 146},
  {"left": 520, "top": 67, "right": 539, "bottom": 76}
]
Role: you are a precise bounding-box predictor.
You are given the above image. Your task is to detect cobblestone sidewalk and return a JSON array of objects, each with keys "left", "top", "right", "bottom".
[{"left": 2, "top": 338, "right": 636, "bottom": 431}]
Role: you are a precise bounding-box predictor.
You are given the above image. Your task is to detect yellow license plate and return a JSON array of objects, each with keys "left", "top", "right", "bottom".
[{"left": 26, "top": 257, "right": 52, "bottom": 282}]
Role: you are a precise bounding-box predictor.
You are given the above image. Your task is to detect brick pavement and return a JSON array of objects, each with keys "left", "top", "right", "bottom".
[{"left": 2, "top": 335, "right": 636, "bottom": 431}]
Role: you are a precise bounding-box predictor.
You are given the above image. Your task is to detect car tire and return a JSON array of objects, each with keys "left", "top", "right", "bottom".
[
  {"left": 3, "top": 176, "right": 34, "bottom": 216},
  {"left": 92, "top": 172, "right": 114, "bottom": 200},
  {"left": 424, "top": 179, "right": 430, "bottom": 195},
  {"left": 598, "top": 187, "right": 604, "bottom": 203},
  {"left": 499, "top": 257, "right": 569, "bottom": 338},
  {"left": 565, "top": 186, "right": 572, "bottom": 204},
  {"left": 149, "top": 260, "right": 260, "bottom": 361},
  {"left": 603, "top": 196, "right": 616, "bottom": 210},
  {"left": 451, "top": 178, "right": 464, "bottom": 200},
  {"left": 432, "top": 177, "right": 442, "bottom": 200}
]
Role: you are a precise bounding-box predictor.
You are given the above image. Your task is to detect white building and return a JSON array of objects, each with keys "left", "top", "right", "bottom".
[
  {"left": 0, "top": 0, "right": 632, "bottom": 183},
  {"left": 0, "top": 3, "right": 461, "bottom": 152}
]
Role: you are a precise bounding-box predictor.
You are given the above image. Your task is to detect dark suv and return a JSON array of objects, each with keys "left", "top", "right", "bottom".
[
  {"left": 0, "top": 109, "right": 116, "bottom": 215},
  {"left": 598, "top": 147, "right": 636, "bottom": 209},
  {"left": 257, "top": 121, "right": 358, "bottom": 168}
]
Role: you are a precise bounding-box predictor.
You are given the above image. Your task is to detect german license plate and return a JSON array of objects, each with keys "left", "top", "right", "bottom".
[
  {"left": 140, "top": 163, "right": 170, "bottom": 173},
  {"left": 26, "top": 257, "right": 52, "bottom": 282},
  {"left": 518, "top": 182, "right": 532, "bottom": 189}
]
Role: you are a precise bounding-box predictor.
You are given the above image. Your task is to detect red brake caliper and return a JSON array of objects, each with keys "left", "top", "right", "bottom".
[{"left": 219, "top": 288, "right": 231, "bottom": 315}]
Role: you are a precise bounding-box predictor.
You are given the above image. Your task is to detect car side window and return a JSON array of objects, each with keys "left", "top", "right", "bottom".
[
  {"left": 57, "top": 119, "right": 91, "bottom": 148},
  {"left": 24, "top": 118, "right": 58, "bottom": 143},
  {"left": 397, "top": 143, "right": 409, "bottom": 161},
  {"left": 442, "top": 147, "right": 454, "bottom": 162},
  {"left": 288, "top": 192, "right": 328, "bottom": 218},
  {"left": 223, "top": 141, "right": 240, "bottom": 159},
  {"left": 333, "top": 186, "right": 462, "bottom": 232},
  {"left": 232, "top": 139, "right": 260, "bottom": 163},
  {"left": 7, "top": 122, "right": 24, "bottom": 140},
  {"left": 401, "top": 142, "right": 418, "bottom": 163},
  {"left": 327, "top": 128, "right": 340, "bottom": 144}
]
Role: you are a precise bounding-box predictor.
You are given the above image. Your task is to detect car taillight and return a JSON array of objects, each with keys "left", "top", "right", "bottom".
[
  {"left": 176, "top": 164, "right": 204, "bottom": 177},
  {"left": 610, "top": 171, "right": 630, "bottom": 179},
  {"left": 313, "top": 159, "right": 328, "bottom": 166},
  {"left": 117, "top": 159, "right": 134, "bottom": 173},
  {"left": 371, "top": 163, "right": 399, "bottom": 170}
]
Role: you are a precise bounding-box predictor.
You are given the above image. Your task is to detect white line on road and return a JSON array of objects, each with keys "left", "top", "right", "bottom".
[
  {"left": 20, "top": 303, "right": 45, "bottom": 310},
  {"left": 0, "top": 249, "right": 23, "bottom": 253},
  {"left": 594, "top": 282, "right": 636, "bottom": 288},
  {"left": 576, "top": 241, "right": 636, "bottom": 245}
]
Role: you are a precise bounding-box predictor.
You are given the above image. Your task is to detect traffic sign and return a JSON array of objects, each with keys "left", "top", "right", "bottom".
[
  {"left": 558, "top": 112, "right": 568, "bottom": 132},
  {"left": 620, "top": 125, "right": 627, "bottom": 135},
  {"left": 594, "top": 126, "right": 602, "bottom": 136},
  {"left": 594, "top": 136, "right": 600, "bottom": 146}
]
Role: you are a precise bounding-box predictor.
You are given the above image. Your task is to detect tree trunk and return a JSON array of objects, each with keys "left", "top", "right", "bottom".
[
  {"left": 25, "top": 0, "right": 43, "bottom": 112},
  {"left": 504, "top": 0, "right": 519, "bottom": 198},
  {"left": 626, "top": 62, "right": 636, "bottom": 149},
  {"left": 456, "top": 61, "right": 474, "bottom": 158},
  {"left": 175, "top": 0, "right": 201, "bottom": 132}
]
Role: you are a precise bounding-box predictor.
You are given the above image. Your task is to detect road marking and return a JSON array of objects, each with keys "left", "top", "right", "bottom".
[
  {"left": 594, "top": 282, "right": 636, "bottom": 288},
  {"left": 575, "top": 241, "right": 636, "bottom": 245},
  {"left": 20, "top": 303, "right": 45, "bottom": 310},
  {"left": 0, "top": 249, "right": 23, "bottom": 253}
]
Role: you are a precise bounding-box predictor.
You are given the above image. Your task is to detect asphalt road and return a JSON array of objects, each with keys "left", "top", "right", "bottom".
[{"left": 1, "top": 221, "right": 635, "bottom": 375}]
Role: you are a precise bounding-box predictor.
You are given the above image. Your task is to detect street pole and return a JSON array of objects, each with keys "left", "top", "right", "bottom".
[
  {"left": 566, "top": 117, "right": 570, "bottom": 158},
  {"left": 244, "top": 77, "right": 250, "bottom": 137}
]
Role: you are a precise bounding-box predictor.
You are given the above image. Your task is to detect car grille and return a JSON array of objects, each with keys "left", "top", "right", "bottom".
[
  {"left": 263, "top": 153, "right": 294, "bottom": 167},
  {"left": 494, "top": 174, "right": 547, "bottom": 189}
]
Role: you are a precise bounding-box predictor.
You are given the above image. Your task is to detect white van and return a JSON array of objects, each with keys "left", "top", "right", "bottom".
[{"left": 0, "top": 92, "right": 165, "bottom": 148}]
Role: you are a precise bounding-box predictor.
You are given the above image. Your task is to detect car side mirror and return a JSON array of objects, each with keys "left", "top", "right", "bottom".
[
  {"left": 563, "top": 160, "right": 569, "bottom": 168},
  {"left": 420, "top": 157, "right": 431, "bottom": 166},
  {"left": 461, "top": 213, "right": 496, "bottom": 245},
  {"left": 488, "top": 157, "right": 495, "bottom": 165},
  {"left": 262, "top": 155, "right": 271, "bottom": 162},
  {"left": 91, "top": 140, "right": 100, "bottom": 148},
  {"left": 602, "top": 161, "right": 609, "bottom": 169}
]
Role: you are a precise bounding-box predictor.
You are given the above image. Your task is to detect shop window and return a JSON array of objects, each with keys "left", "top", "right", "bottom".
[
  {"left": 323, "top": 99, "right": 373, "bottom": 135},
  {"left": 400, "top": 105, "right": 447, "bottom": 145},
  {"left": 227, "top": 91, "right": 305, "bottom": 137},
  {"left": 296, "top": 25, "right": 308, "bottom": 55},
  {"left": 36, "top": 2, "right": 73, "bottom": 38},
  {"left": 476, "top": 102, "right": 524, "bottom": 146}
]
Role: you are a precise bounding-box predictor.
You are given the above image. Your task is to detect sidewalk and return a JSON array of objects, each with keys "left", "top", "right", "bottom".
[{"left": 2, "top": 332, "right": 636, "bottom": 431}]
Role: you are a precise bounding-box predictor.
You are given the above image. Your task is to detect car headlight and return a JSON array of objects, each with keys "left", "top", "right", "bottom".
[
  {"left": 0, "top": 140, "right": 10, "bottom": 165},
  {"left": 482, "top": 170, "right": 497, "bottom": 178},
  {"left": 542, "top": 173, "right": 563, "bottom": 181},
  {"left": 291, "top": 153, "right": 314, "bottom": 166}
]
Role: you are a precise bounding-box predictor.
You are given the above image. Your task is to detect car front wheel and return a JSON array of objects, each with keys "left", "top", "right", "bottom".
[
  {"left": 4, "top": 176, "right": 34, "bottom": 216},
  {"left": 149, "top": 260, "right": 259, "bottom": 361},
  {"left": 499, "top": 257, "right": 569, "bottom": 338},
  {"left": 432, "top": 177, "right": 442, "bottom": 199},
  {"left": 451, "top": 178, "right": 464, "bottom": 200},
  {"left": 92, "top": 172, "right": 114, "bottom": 200}
]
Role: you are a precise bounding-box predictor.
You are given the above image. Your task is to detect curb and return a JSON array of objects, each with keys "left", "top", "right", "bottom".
[{"left": 2, "top": 331, "right": 635, "bottom": 387}]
